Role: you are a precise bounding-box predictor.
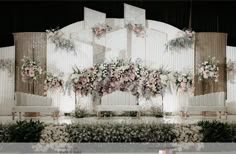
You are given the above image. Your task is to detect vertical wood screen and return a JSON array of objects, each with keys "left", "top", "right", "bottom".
[
  {"left": 14, "top": 32, "right": 46, "bottom": 96},
  {"left": 194, "top": 32, "right": 227, "bottom": 96}
]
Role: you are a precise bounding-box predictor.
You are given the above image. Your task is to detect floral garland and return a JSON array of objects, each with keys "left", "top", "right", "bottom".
[
  {"left": 198, "top": 56, "right": 219, "bottom": 82},
  {"left": 92, "top": 24, "right": 111, "bottom": 38},
  {"left": 125, "top": 23, "right": 145, "bottom": 38},
  {"left": 70, "top": 59, "right": 169, "bottom": 99},
  {"left": 0, "top": 58, "right": 14, "bottom": 76},
  {"left": 46, "top": 27, "right": 75, "bottom": 51},
  {"left": 173, "top": 72, "right": 194, "bottom": 93},
  {"left": 43, "top": 72, "right": 64, "bottom": 95},
  {"left": 166, "top": 29, "right": 195, "bottom": 51},
  {"left": 21, "top": 56, "right": 42, "bottom": 82}
]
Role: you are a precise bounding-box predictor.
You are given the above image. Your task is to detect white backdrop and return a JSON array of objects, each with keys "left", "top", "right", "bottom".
[
  {"left": 46, "top": 19, "right": 194, "bottom": 113},
  {"left": 1, "top": 20, "right": 236, "bottom": 115}
]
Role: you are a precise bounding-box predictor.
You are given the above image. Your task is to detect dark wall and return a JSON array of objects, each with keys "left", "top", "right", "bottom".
[{"left": 0, "top": 0, "right": 236, "bottom": 47}]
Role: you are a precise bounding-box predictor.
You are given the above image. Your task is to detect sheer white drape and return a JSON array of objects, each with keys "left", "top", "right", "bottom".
[{"left": 0, "top": 46, "right": 15, "bottom": 115}]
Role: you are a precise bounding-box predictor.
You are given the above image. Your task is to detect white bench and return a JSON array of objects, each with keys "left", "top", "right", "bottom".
[
  {"left": 12, "top": 92, "right": 59, "bottom": 120},
  {"left": 187, "top": 92, "right": 227, "bottom": 118},
  {"left": 95, "top": 91, "right": 141, "bottom": 118}
]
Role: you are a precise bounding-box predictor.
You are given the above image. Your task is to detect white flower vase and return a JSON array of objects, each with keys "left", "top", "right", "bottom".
[
  {"left": 48, "top": 90, "right": 60, "bottom": 109},
  {"left": 92, "top": 95, "right": 101, "bottom": 112},
  {"left": 178, "top": 90, "right": 189, "bottom": 115}
]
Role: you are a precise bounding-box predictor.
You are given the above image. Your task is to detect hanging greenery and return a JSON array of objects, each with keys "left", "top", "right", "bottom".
[
  {"left": 166, "top": 29, "right": 195, "bottom": 51},
  {"left": 46, "top": 27, "right": 75, "bottom": 52},
  {"left": 0, "top": 58, "right": 14, "bottom": 77}
]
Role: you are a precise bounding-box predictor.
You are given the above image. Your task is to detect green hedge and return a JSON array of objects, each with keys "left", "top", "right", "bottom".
[
  {"left": 198, "top": 120, "right": 234, "bottom": 142},
  {"left": 1, "top": 120, "right": 236, "bottom": 143},
  {"left": 0, "top": 120, "right": 45, "bottom": 142}
]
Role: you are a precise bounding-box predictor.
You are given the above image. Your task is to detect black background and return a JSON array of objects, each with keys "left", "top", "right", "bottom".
[{"left": 0, "top": 0, "right": 236, "bottom": 47}]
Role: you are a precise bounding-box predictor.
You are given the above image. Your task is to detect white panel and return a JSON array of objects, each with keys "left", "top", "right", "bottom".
[
  {"left": 0, "top": 46, "right": 15, "bottom": 115},
  {"left": 124, "top": 4, "right": 146, "bottom": 26},
  {"left": 226, "top": 46, "right": 236, "bottom": 102},
  {"left": 105, "top": 28, "right": 127, "bottom": 60},
  {"left": 131, "top": 33, "right": 146, "bottom": 61},
  {"left": 84, "top": 7, "right": 106, "bottom": 29},
  {"left": 47, "top": 33, "right": 93, "bottom": 113}
]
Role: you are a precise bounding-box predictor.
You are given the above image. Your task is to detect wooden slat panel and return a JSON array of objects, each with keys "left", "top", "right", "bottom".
[
  {"left": 194, "top": 32, "right": 227, "bottom": 96},
  {"left": 13, "top": 32, "right": 46, "bottom": 96}
]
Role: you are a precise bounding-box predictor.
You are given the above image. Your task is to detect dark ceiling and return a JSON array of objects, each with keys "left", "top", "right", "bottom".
[{"left": 0, "top": 0, "right": 236, "bottom": 47}]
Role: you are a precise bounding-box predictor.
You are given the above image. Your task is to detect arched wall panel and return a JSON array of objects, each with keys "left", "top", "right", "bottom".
[{"left": 50, "top": 19, "right": 195, "bottom": 113}]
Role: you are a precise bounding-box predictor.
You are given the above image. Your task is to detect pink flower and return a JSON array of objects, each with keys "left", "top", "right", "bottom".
[
  {"left": 43, "top": 85, "right": 49, "bottom": 90},
  {"left": 180, "top": 82, "right": 187, "bottom": 88},
  {"left": 134, "top": 27, "right": 141, "bottom": 33},
  {"left": 29, "top": 68, "right": 35, "bottom": 77},
  {"left": 22, "top": 76, "right": 26, "bottom": 82},
  {"left": 203, "top": 72, "right": 208, "bottom": 79}
]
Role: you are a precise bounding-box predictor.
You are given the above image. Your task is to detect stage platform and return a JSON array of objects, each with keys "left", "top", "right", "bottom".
[{"left": 0, "top": 115, "right": 234, "bottom": 124}]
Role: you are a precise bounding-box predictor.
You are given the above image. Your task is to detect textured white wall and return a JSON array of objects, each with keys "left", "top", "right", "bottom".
[{"left": 0, "top": 46, "right": 15, "bottom": 115}]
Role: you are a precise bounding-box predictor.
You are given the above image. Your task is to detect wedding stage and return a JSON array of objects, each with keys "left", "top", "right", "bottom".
[{"left": 2, "top": 3, "right": 236, "bottom": 147}]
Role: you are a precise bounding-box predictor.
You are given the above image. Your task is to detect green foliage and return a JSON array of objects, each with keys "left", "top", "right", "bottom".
[
  {"left": 100, "top": 111, "right": 113, "bottom": 117},
  {"left": 197, "top": 120, "right": 233, "bottom": 142},
  {"left": 0, "top": 123, "right": 11, "bottom": 142},
  {"left": 150, "top": 106, "right": 163, "bottom": 117},
  {"left": 74, "top": 106, "right": 88, "bottom": 118},
  {"left": 8, "top": 120, "right": 44, "bottom": 142},
  {"left": 124, "top": 111, "right": 138, "bottom": 117}
]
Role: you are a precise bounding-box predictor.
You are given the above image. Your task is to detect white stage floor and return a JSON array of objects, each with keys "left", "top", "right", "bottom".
[{"left": 0, "top": 115, "right": 235, "bottom": 124}]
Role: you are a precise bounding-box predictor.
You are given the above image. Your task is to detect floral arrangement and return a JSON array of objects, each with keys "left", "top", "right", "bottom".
[
  {"left": 198, "top": 56, "right": 219, "bottom": 82},
  {"left": 0, "top": 58, "right": 14, "bottom": 76},
  {"left": 46, "top": 27, "right": 75, "bottom": 51},
  {"left": 70, "top": 59, "right": 141, "bottom": 97},
  {"left": 21, "top": 56, "right": 42, "bottom": 82},
  {"left": 172, "top": 124, "right": 203, "bottom": 143},
  {"left": 125, "top": 23, "right": 145, "bottom": 38},
  {"left": 166, "top": 29, "right": 195, "bottom": 51},
  {"left": 227, "top": 59, "right": 236, "bottom": 72},
  {"left": 173, "top": 72, "right": 194, "bottom": 93},
  {"left": 140, "top": 67, "right": 170, "bottom": 99},
  {"left": 92, "top": 24, "right": 111, "bottom": 38},
  {"left": 96, "top": 59, "right": 142, "bottom": 97},
  {"left": 70, "top": 66, "right": 99, "bottom": 96},
  {"left": 70, "top": 59, "right": 169, "bottom": 99},
  {"left": 40, "top": 124, "right": 70, "bottom": 143},
  {"left": 43, "top": 72, "right": 64, "bottom": 95}
]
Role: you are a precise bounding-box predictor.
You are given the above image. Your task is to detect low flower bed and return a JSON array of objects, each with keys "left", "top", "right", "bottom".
[{"left": 0, "top": 120, "right": 235, "bottom": 143}]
